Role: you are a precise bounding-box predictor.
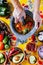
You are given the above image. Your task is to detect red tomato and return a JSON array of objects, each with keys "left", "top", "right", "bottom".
[
  {"left": 0, "top": 34, "right": 3, "bottom": 41},
  {"left": 40, "top": 15, "right": 43, "bottom": 18},
  {"left": 12, "top": 36, "right": 16, "bottom": 40},
  {"left": 0, "top": 42, "right": 4, "bottom": 50}
]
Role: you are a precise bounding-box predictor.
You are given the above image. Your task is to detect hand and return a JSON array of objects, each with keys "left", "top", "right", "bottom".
[
  {"left": 13, "top": 6, "right": 26, "bottom": 23},
  {"left": 33, "top": 11, "right": 42, "bottom": 29}
]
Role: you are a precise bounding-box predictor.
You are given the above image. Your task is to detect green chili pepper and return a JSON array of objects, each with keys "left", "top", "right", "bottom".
[
  {"left": 0, "top": 6, "right": 10, "bottom": 16},
  {"left": 3, "top": 36, "right": 9, "bottom": 44},
  {"left": 0, "top": 7, "right": 6, "bottom": 16},
  {"left": 0, "top": 0, "right": 7, "bottom": 5}
]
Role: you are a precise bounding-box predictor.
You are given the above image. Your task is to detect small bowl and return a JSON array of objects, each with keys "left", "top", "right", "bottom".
[
  {"left": 10, "top": 10, "right": 36, "bottom": 42},
  {"left": 0, "top": 20, "right": 14, "bottom": 50},
  {"left": 38, "top": 46, "right": 43, "bottom": 59},
  {"left": 0, "top": 20, "right": 11, "bottom": 35},
  {"left": 0, "top": 52, "right": 7, "bottom": 65},
  {"left": 35, "top": 25, "right": 43, "bottom": 42},
  {"left": 8, "top": 47, "right": 25, "bottom": 64},
  {"left": 28, "top": 55, "right": 37, "bottom": 64}
]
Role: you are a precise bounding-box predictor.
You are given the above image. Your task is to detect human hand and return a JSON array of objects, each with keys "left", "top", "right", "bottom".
[
  {"left": 33, "top": 11, "right": 42, "bottom": 29},
  {"left": 13, "top": 6, "right": 26, "bottom": 23}
]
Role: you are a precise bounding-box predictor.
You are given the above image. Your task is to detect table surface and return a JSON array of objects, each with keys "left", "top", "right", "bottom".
[{"left": 0, "top": 0, "right": 43, "bottom": 65}]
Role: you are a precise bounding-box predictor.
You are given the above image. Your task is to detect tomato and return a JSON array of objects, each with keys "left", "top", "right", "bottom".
[
  {"left": 12, "top": 36, "right": 16, "bottom": 40},
  {"left": 0, "top": 42, "right": 4, "bottom": 50},
  {"left": 40, "top": 15, "right": 43, "bottom": 18},
  {"left": 0, "top": 34, "right": 3, "bottom": 41}
]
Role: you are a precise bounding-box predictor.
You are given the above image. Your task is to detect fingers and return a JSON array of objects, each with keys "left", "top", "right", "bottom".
[
  {"left": 13, "top": 8, "right": 26, "bottom": 23},
  {"left": 33, "top": 13, "right": 42, "bottom": 29},
  {"left": 17, "top": 10, "right": 26, "bottom": 21},
  {"left": 37, "top": 16, "right": 42, "bottom": 28},
  {"left": 35, "top": 19, "right": 42, "bottom": 29},
  {"left": 35, "top": 20, "right": 38, "bottom": 29},
  {"left": 39, "top": 17, "right": 42, "bottom": 27},
  {"left": 15, "top": 17, "right": 18, "bottom": 23},
  {"left": 33, "top": 15, "right": 38, "bottom": 29}
]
